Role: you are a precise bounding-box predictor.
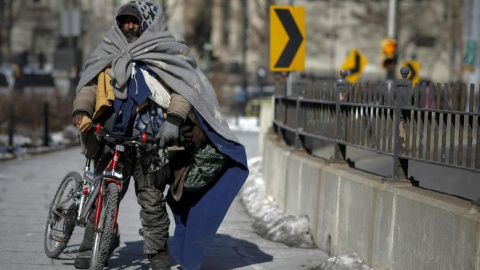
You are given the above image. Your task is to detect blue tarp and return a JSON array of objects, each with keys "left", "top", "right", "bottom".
[{"left": 167, "top": 112, "right": 249, "bottom": 270}]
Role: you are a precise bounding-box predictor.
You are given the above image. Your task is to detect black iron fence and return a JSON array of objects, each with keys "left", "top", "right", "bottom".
[
  {"left": 0, "top": 99, "right": 73, "bottom": 152},
  {"left": 273, "top": 67, "right": 480, "bottom": 185}
]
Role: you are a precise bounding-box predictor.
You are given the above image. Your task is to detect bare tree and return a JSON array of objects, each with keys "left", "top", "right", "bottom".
[
  {"left": 182, "top": 0, "right": 213, "bottom": 57},
  {"left": 249, "top": 0, "right": 276, "bottom": 68},
  {"left": 0, "top": 0, "right": 26, "bottom": 64}
]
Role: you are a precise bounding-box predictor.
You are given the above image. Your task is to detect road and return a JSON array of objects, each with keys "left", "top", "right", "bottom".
[{"left": 0, "top": 130, "right": 329, "bottom": 270}]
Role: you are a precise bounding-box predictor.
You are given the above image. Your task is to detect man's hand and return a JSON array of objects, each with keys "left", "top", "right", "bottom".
[
  {"left": 157, "top": 121, "right": 179, "bottom": 146},
  {"left": 180, "top": 125, "right": 194, "bottom": 144},
  {"left": 72, "top": 114, "right": 84, "bottom": 127},
  {"left": 72, "top": 114, "right": 92, "bottom": 132},
  {"left": 180, "top": 124, "right": 205, "bottom": 148}
]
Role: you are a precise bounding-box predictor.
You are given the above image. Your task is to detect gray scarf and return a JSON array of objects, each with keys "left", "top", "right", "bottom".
[{"left": 76, "top": 1, "right": 240, "bottom": 144}]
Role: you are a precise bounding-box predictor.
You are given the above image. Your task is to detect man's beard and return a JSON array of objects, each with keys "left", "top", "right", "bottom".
[{"left": 123, "top": 30, "right": 139, "bottom": 43}]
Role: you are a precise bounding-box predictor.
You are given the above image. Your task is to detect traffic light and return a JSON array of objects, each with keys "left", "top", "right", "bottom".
[{"left": 381, "top": 38, "right": 397, "bottom": 71}]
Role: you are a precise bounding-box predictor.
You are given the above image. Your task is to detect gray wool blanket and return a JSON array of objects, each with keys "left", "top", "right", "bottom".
[{"left": 76, "top": 1, "right": 240, "bottom": 144}]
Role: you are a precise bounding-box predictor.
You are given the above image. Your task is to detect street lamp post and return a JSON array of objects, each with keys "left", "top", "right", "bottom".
[
  {"left": 386, "top": 0, "right": 398, "bottom": 80},
  {"left": 241, "top": 0, "right": 248, "bottom": 105}
]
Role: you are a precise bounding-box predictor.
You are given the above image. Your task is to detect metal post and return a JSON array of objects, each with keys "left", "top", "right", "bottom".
[
  {"left": 43, "top": 102, "right": 49, "bottom": 147},
  {"left": 386, "top": 0, "right": 398, "bottom": 81},
  {"left": 241, "top": 0, "right": 249, "bottom": 110},
  {"left": 8, "top": 103, "right": 14, "bottom": 152},
  {"left": 392, "top": 67, "right": 411, "bottom": 181},
  {"left": 332, "top": 70, "right": 348, "bottom": 162},
  {"left": 203, "top": 41, "right": 212, "bottom": 74},
  {"left": 294, "top": 80, "right": 305, "bottom": 150},
  {"left": 387, "top": 0, "right": 397, "bottom": 38},
  {"left": 0, "top": 0, "right": 4, "bottom": 64}
]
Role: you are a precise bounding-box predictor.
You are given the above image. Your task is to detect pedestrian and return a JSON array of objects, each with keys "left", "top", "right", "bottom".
[
  {"left": 71, "top": 1, "right": 248, "bottom": 270},
  {"left": 233, "top": 86, "right": 248, "bottom": 117}
]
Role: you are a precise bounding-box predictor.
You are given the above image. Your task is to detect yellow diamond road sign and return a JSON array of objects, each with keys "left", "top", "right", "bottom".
[
  {"left": 340, "top": 49, "right": 368, "bottom": 83},
  {"left": 402, "top": 60, "right": 420, "bottom": 85},
  {"left": 270, "top": 6, "right": 306, "bottom": 72}
]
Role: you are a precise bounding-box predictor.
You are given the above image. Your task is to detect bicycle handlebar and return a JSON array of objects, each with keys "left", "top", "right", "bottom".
[{"left": 93, "top": 123, "right": 157, "bottom": 145}]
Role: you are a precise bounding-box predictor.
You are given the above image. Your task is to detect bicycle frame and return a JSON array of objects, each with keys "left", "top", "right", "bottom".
[
  {"left": 74, "top": 124, "right": 155, "bottom": 230},
  {"left": 94, "top": 146, "right": 124, "bottom": 231}
]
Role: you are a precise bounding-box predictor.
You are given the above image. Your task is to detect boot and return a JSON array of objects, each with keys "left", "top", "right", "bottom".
[
  {"left": 74, "top": 249, "right": 92, "bottom": 269},
  {"left": 148, "top": 251, "right": 170, "bottom": 270},
  {"left": 74, "top": 216, "right": 95, "bottom": 269}
]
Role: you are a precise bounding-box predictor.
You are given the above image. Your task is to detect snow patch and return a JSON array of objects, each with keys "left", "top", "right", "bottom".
[
  {"left": 240, "top": 157, "right": 316, "bottom": 248},
  {"left": 310, "top": 253, "right": 372, "bottom": 270},
  {"left": 0, "top": 134, "right": 32, "bottom": 146},
  {"left": 226, "top": 117, "right": 260, "bottom": 132}
]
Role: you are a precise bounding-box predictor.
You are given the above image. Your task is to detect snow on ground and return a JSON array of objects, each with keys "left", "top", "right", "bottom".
[
  {"left": 0, "top": 134, "right": 32, "bottom": 146},
  {"left": 240, "top": 157, "right": 317, "bottom": 248},
  {"left": 242, "top": 157, "right": 373, "bottom": 269},
  {"left": 226, "top": 116, "right": 260, "bottom": 132},
  {"left": 0, "top": 125, "right": 77, "bottom": 160},
  {"left": 311, "top": 253, "right": 373, "bottom": 270}
]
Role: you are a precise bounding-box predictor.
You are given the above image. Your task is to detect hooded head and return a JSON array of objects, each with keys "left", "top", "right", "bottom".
[
  {"left": 115, "top": 1, "right": 161, "bottom": 41},
  {"left": 116, "top": 2, "right": 140, "bottom": 23},
  {"left": 116, "top": 2, "right": 141, "bottom": 43}
]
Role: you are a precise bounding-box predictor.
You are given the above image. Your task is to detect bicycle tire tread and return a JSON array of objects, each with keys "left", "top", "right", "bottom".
[{"left": 91, "top": 182, "right": 119, "bottom": 270}]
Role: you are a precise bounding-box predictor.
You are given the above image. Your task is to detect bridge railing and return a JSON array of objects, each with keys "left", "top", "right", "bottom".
[{"left": 273, "top": 67, "right": 480, "bottom": 183}]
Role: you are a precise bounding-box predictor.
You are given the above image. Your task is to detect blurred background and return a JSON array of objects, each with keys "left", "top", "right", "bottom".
[{"left": 0, "top": 0, "right": 478, "bottom": 151}]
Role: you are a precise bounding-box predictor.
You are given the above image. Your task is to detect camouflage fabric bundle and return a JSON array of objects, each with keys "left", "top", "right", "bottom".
[{"left": 183, "top": 143, "right": 226, "bottom": 191}]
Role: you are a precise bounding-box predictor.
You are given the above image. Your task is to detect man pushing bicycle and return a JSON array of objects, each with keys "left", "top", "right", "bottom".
[{"left": 70, "top": 1, "right": 249, "bottom": 270}]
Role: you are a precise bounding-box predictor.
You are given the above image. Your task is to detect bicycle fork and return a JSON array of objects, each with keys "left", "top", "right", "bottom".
[
  {"left": 77, "top": 159, "right": 91, "bottom": 220},
  {"left": 94, "top": 149, "right": 123, "bottom": 232}
]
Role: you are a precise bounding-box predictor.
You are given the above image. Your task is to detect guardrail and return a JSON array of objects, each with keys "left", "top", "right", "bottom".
[{"left": 273, "top": 67, "right": 480, "bottom": 185}]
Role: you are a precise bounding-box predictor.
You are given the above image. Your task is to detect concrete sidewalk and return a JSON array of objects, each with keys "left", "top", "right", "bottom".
[{"left": 0, "top": 147, "right": 328, "bottom": 270}]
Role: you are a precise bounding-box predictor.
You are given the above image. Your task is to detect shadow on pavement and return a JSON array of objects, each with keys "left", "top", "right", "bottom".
[
  {"left": 107, "top": 240, "right": 150, "bottom": 269},
  {"left": 105, "top": 234, "right": 273, "bottom": 270},
  {"left": 54, "top": 243, "right": 78, "bottom": 266},
  {"left": 200, "top": 234, "right": 274, "bottom": 269}
]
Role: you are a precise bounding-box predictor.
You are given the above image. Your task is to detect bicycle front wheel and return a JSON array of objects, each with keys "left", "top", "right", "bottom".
[
  {"left": 90, "top": 182, "right": 119, "bottom": 270},
  {"left": 44, "top": 171, "right": 82, "bottom": 258}
]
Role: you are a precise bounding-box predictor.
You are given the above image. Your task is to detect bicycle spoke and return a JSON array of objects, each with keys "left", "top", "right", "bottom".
[{"left": 44, "top": 172, "right": 82, "bottom": 259}]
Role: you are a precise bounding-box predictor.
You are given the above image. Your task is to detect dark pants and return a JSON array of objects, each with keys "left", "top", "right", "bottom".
[{"left": 78, "top": 146, "right": 170, "bottom": 255}]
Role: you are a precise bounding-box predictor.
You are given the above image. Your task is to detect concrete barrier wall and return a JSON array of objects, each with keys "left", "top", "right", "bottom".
[{"left": 262, "top": 136, "right": 480, "bottom": 270}]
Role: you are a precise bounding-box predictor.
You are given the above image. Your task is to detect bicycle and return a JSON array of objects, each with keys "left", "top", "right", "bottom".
[{"left": 44, "top": 123, "right": 157, "bottom": 269}]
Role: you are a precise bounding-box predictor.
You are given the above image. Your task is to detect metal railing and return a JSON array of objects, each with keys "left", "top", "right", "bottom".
[
  {"left": 0, "top": 101, "right": 72, "bottom": 152},
  {"left": 273, "top": 67, "right": 480, "bottom": 183}
]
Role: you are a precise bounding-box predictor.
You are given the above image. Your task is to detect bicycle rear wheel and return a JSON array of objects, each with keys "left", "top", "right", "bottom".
[
  {"left": 90, "top": 182, "right": 119, "bottom": 270},
  {"left": 44, "top": 171, "right": 82, "bottom": 258}
]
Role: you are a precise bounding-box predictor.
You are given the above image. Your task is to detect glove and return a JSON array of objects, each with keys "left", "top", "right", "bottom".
[
  {"left": 157, "top": 121, "right": 180, "bottom": 146},
  {"left": 78, "top": 115, "right": 92, "bottom": 133}
]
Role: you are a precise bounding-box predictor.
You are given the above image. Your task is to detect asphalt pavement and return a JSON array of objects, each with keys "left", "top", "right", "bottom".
[{"left": 0, "top": 131, "right": 329, "bottom": 270}]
